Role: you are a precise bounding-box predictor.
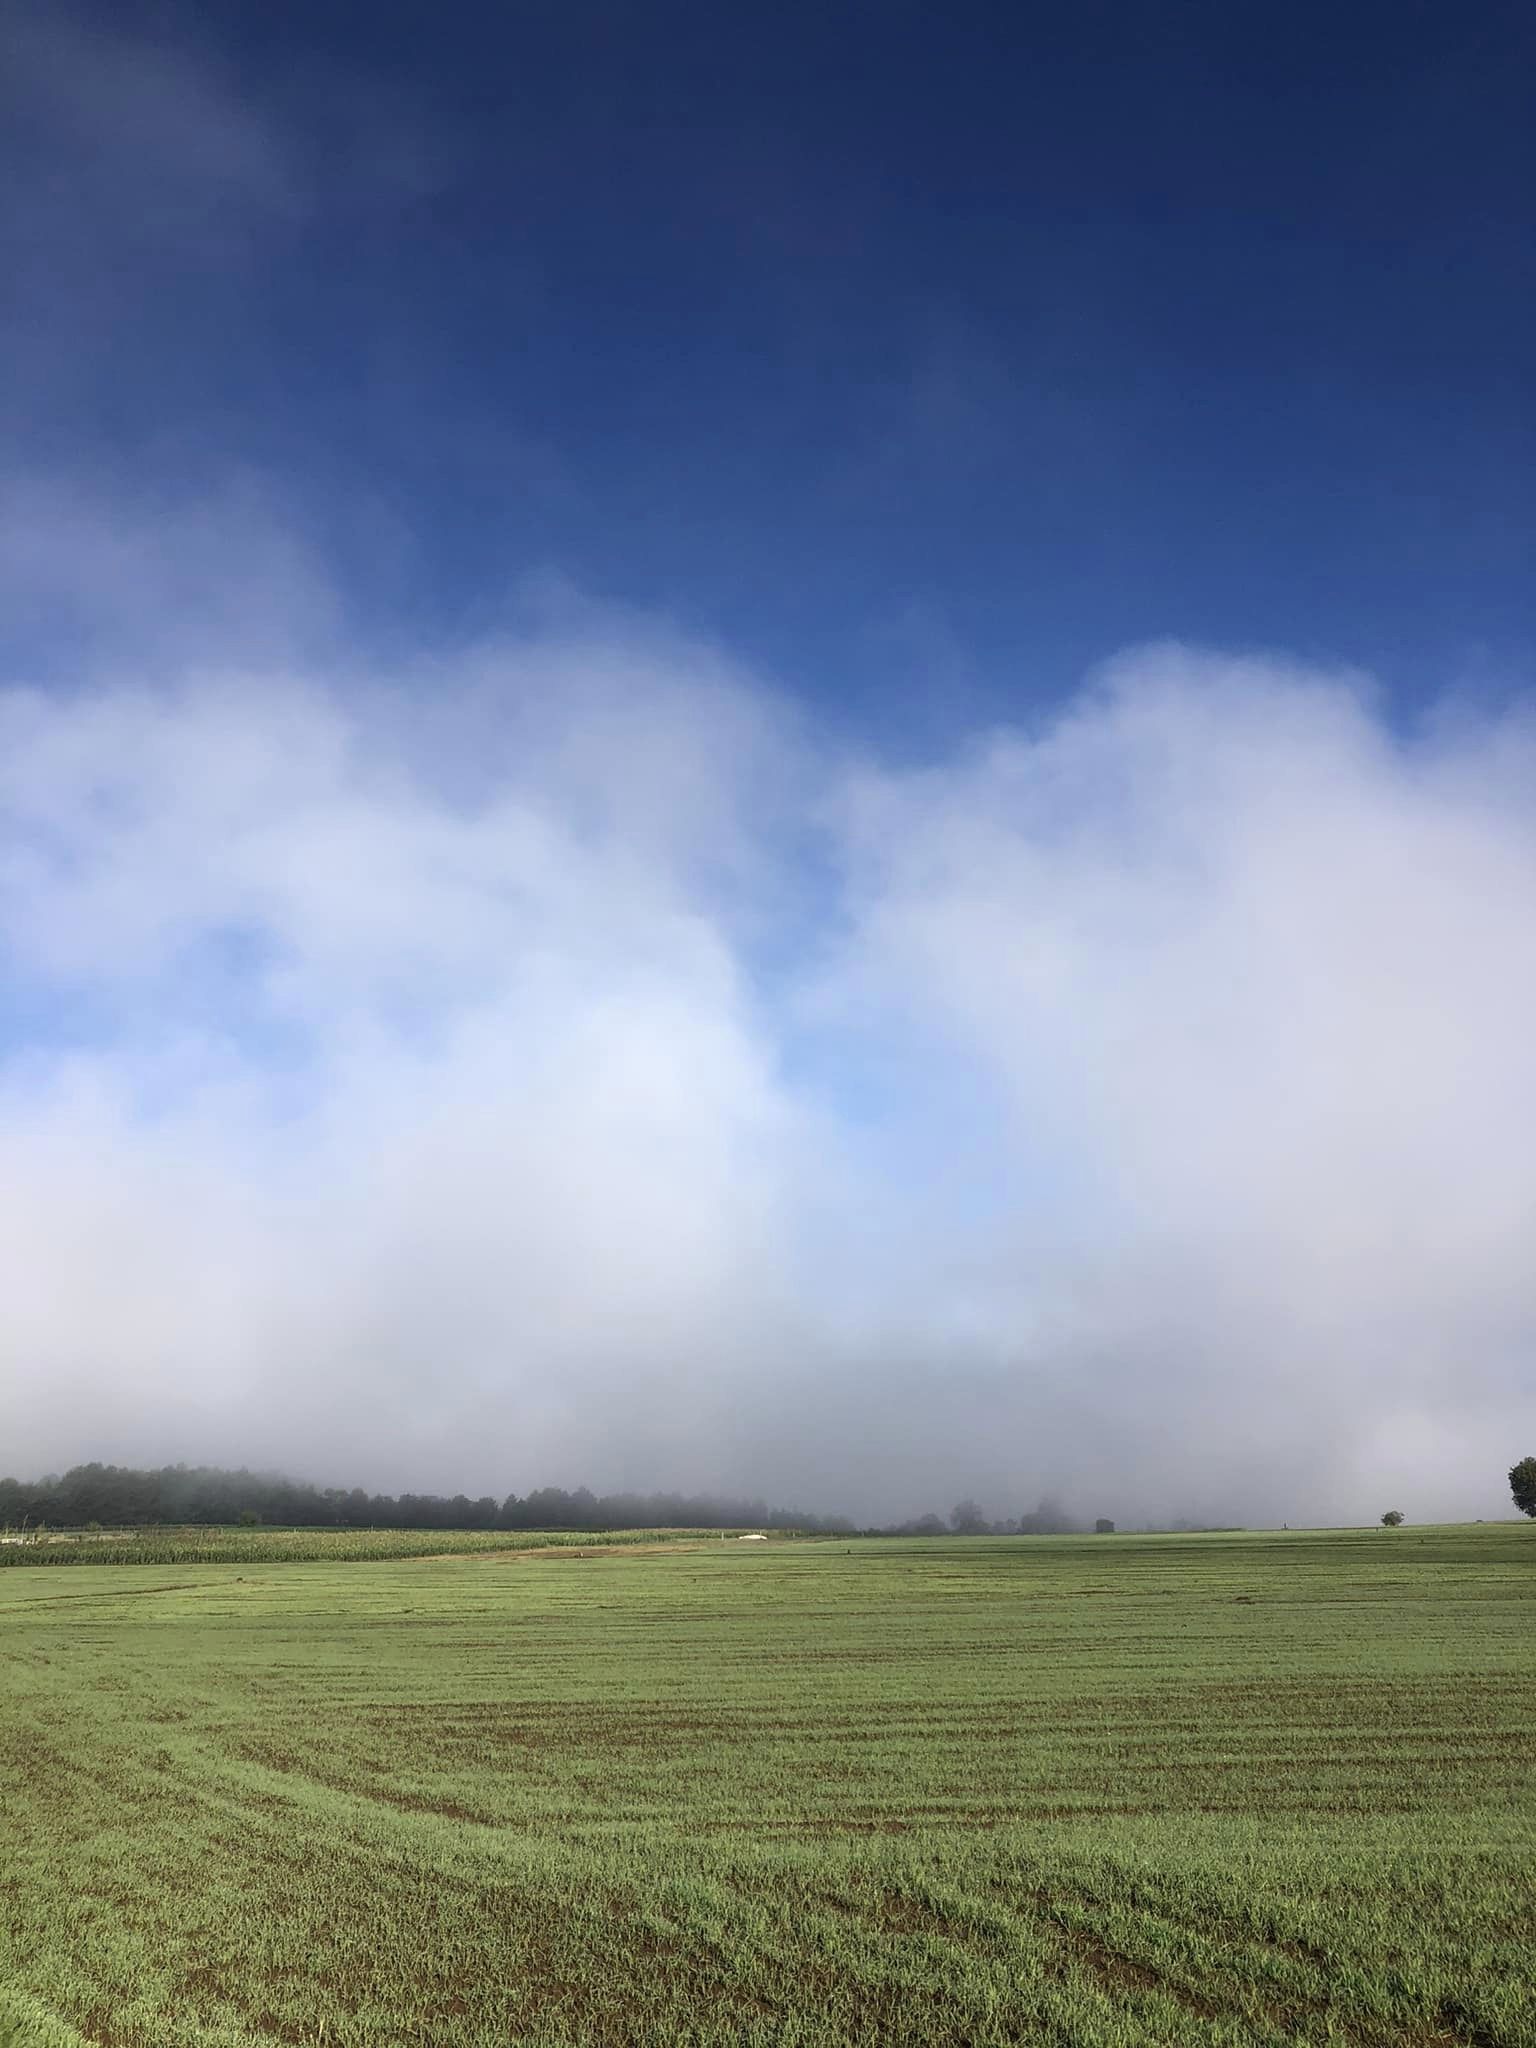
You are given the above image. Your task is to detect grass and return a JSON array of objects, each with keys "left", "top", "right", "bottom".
[
  {"left": 0, "top": 1527, "right": 706, "bottom": 1568},
  {"left": 1, "top": 1525, "right": 1532, "bottom": 2047}
]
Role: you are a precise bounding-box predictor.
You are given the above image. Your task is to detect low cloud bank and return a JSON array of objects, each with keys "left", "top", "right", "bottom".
[{"left": 3, "top": 557, "right": 1533, "bottom": 1526}]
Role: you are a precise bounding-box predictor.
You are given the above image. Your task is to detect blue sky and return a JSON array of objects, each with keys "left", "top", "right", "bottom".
[
  {"left": 2, "top": 0, "right": 1533, "bottom": 1519},
  {"left": 5, "top": 0, "right": 1531, "bottom": 730}
]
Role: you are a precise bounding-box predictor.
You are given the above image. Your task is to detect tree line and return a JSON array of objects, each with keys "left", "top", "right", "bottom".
[
  {"left": 19, "top": 1460, "right": 1525, "bottom": 1535},
  {"left": 887, "top": 1497, "right": 1091, "bottom": 1536},
  {"left": 0, "top": 1464, "right": 1109, "bottom": 1538},
  {"left": 0, "top": 1463, "right": 854, "bottom": 1535}
]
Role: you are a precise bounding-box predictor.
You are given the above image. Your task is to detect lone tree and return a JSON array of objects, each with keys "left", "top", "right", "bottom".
[
  {"left": 1380, "top": 1510, "right": 1404, "bottom": 1528},
  {"left": 1510, "top": 1458, "right": 1536, "bottom": 1519}
]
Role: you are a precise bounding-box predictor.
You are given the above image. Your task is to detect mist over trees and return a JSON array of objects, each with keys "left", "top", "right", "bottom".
[
  {"left": 0, "top": 1465, "right": 1119, "bottom": 1539},
  {"left": 0, "top": 1464, "right": 853, "bottom": 1535},
  {"left": 892, "top": 1498, "right": 1088, "bottom": 1536},
  {"left": 0, "top": 1452, "right": 1166, "bottom": 1542}
]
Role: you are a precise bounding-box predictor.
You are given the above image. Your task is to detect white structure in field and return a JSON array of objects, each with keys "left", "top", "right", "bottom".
[{"left": 737, "top": 1532, "right": 769, "bottom": 1541}]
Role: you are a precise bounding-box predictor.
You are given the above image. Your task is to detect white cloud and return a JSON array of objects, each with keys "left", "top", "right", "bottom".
[
  {"left": 816, "top": 650, "right": 1536, "bottom": 1518},
  {"left": 2, "top": 533, "right": 1534, "bottom": 1523}
]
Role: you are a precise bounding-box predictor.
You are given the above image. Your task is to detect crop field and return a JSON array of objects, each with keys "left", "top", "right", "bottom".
[
  {"left": 0, "top": 1528, "right": 699, "bottom": 1570},
  {"left": 1, "top": 1528, "right": 1532, "bottom": 2048}
]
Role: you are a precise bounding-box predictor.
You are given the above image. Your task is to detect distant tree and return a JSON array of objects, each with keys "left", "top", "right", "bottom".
[
  {"left": 1380, "top": 1510, "right": 1404, "bottom": 1528},
  {"left": 237, "top": 1509, "right": 261, "bottom": 1527},
  {"left": 950, "top": 1499, "right": 989, "bottom": 1535},
  {"left": 1094, "top": 1518, "right": 1115, "bottom": 1535},
  {"left": 1018, "top": 1495, "right": 1080, "bottom": 1536},
  {"left": 1509, "top": 1458, "right": 1536, "bottom": 1519}
]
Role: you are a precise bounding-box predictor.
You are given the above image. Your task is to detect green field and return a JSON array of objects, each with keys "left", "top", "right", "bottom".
[
  {"left": 0, "top": 1527, "right": 700, "bottom": 1569},
  {"left": 2, "top": 1527, "right": 1532, "bottom": 2048}
]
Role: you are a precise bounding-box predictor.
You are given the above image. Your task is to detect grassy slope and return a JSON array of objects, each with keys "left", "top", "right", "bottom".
[{"left": 1, "top": 1527, "right": 1532, "bottom": 2047}]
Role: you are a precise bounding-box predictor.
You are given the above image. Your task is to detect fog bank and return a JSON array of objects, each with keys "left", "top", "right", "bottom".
[{"left": 3, "top": 559, "right": 1534, "bottom": 1525}]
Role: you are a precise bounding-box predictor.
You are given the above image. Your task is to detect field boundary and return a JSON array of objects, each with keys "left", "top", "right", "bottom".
[{"left": 0, "top": 1526, "right": 723, "bottom": 1569}]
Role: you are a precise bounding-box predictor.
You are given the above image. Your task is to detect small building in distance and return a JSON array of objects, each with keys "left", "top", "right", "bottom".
[
  {"left": 1094, "top": 1518, "right": 1116, "bottom": 1534},
  {"left": 737, "top": 1531, "right": 769, "bottom": 1541}
]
